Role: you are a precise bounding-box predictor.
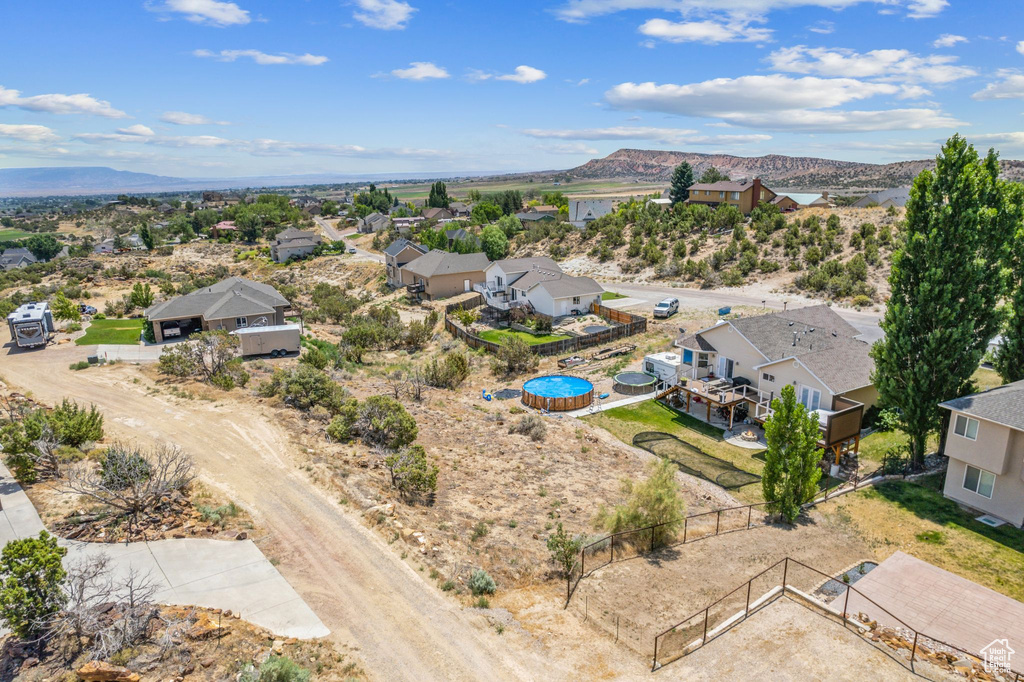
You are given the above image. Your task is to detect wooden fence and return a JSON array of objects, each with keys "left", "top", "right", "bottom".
[{"left": 444, "top": 294, "right": 647, "bottom": 357}]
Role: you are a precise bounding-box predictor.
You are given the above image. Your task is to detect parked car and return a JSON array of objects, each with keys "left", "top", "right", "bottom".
[
  {"left": 653, "top": 297, "right": 679, "bottom": 318},
  {"left": 78, "top": 304, "right": 97, "bottom": 315},
  {"left": 347, "top": 247, "right": 357, "bottom": 254}
]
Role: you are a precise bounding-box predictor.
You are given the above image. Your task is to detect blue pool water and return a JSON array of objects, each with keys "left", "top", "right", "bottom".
[{"left": 522, "top": 375, "right": 594, "bottom": 398}]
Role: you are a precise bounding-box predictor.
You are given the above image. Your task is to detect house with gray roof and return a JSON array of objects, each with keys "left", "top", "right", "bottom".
[
  {"left": 0, "top": 247, "right": 37, "bottom": 271},
  {"left": 358, "top": 212, "right": 390, "bottom": 233},
  {"left": 940, "top": 380, "right": 1024, "bottom": 527},
  {"left": 677, "top": 304, "right": 876, "bottom": 459},
  {"left": 852, "top": 188, "right": 911, "bottom": 208},
  {"left": 384, "top": 238, "right": 427, "bottom": 287},
  {"left": 568, "top": 199, "right": 613, "bottom": 228},
  {"left": 270, "top": 227, "right": 322, "bottom": 263},
  {"left": 145, "top": 276, "right": 290, "bottom": 343},
  {"left": 399, "top": 250, "right": 488, "bottom": 300},
  {"left": 478, "top": 256, "right": 603, "bottom": 317}
]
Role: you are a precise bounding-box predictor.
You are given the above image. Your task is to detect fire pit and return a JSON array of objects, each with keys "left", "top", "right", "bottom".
[{"left": 740, "top": 430, "right": 759, "bottom": 442}]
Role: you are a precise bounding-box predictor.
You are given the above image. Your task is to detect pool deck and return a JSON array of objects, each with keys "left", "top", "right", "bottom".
[{"left": 563, "top": 392, "right": 655, "bottom": 418}]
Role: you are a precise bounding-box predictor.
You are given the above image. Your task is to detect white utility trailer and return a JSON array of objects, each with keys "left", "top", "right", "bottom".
[
  {"left": 231, "top": 324, "right": 301, "bottom": 358},
  {"left": 7, "top": 302, "right": 55, "bottom": 348}
]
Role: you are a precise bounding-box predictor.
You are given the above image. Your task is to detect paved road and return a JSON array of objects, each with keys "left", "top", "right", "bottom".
[
  {"left": 0, "top": 344, "right": 553, "bottom": 681},
  {"left": 313, "top": 216, "right": 384, "bottom": 263},
  {"left": 599, "top": 279, "right": 884, "bottom": 343},
  {"left": 0, "top": 463, "right": 328, "bottom": 639}
]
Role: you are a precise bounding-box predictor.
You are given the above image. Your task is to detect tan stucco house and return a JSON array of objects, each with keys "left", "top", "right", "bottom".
[
  {"left": 384, "top": 238, "right": 427, "bottom": 288},
  {"left": 940, "top": 380, "right": 1024, "bottom": 528},
  {"left": 399, "top": 250, "right": 488, "bottom": 300},
  {"left": 677, "top": 305, "right": 876, "bottom": 460},
  {"left": 145, "top": 276, "right": 290, "bottom": 343}
]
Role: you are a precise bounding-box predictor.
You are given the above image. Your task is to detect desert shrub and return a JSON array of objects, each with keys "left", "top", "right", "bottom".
[
  {"left": 157, "top": 330, "right": 247, "bottom": 389},
  {"left": 298, "top": 346, "right": 329, "bottom": 370},
  {"left": 423, "top": 353, "right": 470, "bottom": 389},
  {"left": 259, "top": 365, "right": 348, "bottom": 413},
  {"left": 508, "top": 415, "right": 546, "bottom": 442},
  {"left": 49, "top": 399, "right": 103, "bottom": 448},
  {"left": 468, "top": 569, "right": 496, "bottom": 596},
  {"left": 533, "top": 316, "right": 553, "bottom": 333},
  {"left": 69, "top": 361, "right": 91, "bottom": 371},
  {"left": 450, "top": 306, "right": 479, "bottom": 327},
  {"left": 256, "top": 656, "right": 311, "bottom": 682},
  {"left": 384, "top": 445, "right": 438, "bottom": 497},
  {"left": 851, "top": 294, "right": 873, "bottom": 307},
  {"left": 355, "top": 395, "right": 418, "bottom": 450},
  {"left": 594, "top": 459, "right": 685, "bottom": 547},
  {"left": 100, "top": 449, "right": 151, "bottom": 489},
  {"left": 491, "top": 336, "right": 538, "bottom": 376}
]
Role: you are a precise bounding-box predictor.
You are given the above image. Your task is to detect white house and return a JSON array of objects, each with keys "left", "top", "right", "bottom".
[
  {"left": 478, "top": 256, "right": 603, "bottom": 318},
  {"left": 568, "top": 199, "right": 613, "bottom": 228}
]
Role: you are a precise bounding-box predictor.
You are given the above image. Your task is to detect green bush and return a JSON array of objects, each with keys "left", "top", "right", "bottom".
[
  {"left": 299, "top": 346, "right": 329, "bottom": 370},
  {"left": 423, "top": 353, "right": 470, "bottom": 389},
  {"left": 468, "top": 569, "right": 496, "bottom": 596},
  {"left": 100, "top": 446, "right": 151, "bottom": 489},
  {"left": 69, "top": 361, "right": 91, "bottom": 371},
  {"left": 49, "top": 398, "right": 103, "bottom": 448},
  {"left": 260, "top": 365, "right": 348, "bottom": 413},
  {"left": 257, "top": 655, "right": 311, "bottom": 682},
  {"left": 508, "top": 415, "right": 546, "bottom": 442},
  {"left": 491, "top": 336, "right": 538, "bottom": 377},
  {"left": 384, "top": 445, "right": 438, "bottom": 497}
]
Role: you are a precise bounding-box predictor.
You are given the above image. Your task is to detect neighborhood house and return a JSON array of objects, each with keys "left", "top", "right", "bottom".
[
  {"left": 687, "top": 178, "right": 777, "bottom": 214},
  {"left": 384, "top": 238, "right": 427, "bottom": 288},
  {"left": 144, "top": 276, "right": 290, "bottom": 343},
  {"left": 269, "top": 227, "right": 323, "bottom": 263},
  {"left": 940, "top": 380, "right": 1024, "bottom": 528},
  {"left": 676, "top": 305, "right": 875, "bottom": 460},
  {"left": 478, "top": 256, "right": 604, "bottom": 318},
  {"left": 568, "top": 199, "right": 613, "bottom": 228},
  {"left": 399, "top": 250, "right": 489, "bottom": 300}
]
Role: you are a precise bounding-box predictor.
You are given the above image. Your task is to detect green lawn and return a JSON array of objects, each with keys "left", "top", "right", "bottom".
[
  {"left": 476, "top": 329, "right": 571, "bottom": 346},
  {"left": 824, "top": 474, "right": 1024, "bottom": 601},
  {"left": 585, "top": 399, "right": 844, "bottom": 503},
  {"left": 601, "top": 291, "right": 626, "bottom": 301},
  {"left": 0, "top": 229, "right": 38, "bottom": 241},
  {"left": 972, "top": 366, "right": 1003, "bottom": 392},
  {"left": 75, "top": 318, "right": 144, "bottom": 345}
]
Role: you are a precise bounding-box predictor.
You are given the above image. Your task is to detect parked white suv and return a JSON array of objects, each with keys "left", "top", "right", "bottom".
[{"left": 653, "top": 297, "right": 679, "bottom": 318}]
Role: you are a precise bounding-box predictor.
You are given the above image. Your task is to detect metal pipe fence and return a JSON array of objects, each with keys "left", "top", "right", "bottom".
[{"left": 651, "top": 556, "right": 1024, "bottom": 681}]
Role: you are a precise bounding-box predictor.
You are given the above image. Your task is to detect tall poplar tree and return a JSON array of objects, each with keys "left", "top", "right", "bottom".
[
  {"left": 871, "top": 135, "right": 1015, "bottom": 466},
  {"left": 669, "top": 162, "right": 694, "bottom": 204},
  {"left": 994, "top": 183, "right": 1024, "bottom": 384},
  {"left": 762, "top": 385, "right": 822, "bottom": 523},
  {"left": 427, "top": 181, "right": 450, "bottom": 209}
]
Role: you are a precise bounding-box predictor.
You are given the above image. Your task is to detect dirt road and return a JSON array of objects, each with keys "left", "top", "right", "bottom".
[{"left": 0, "top": 344, "right": 585, "bottom": 681}]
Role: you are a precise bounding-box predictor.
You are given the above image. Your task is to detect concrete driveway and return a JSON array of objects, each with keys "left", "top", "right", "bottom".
[
  {"left": 0, "top": 463, "right": 328, "bottom": 639},
  {"left": 95, "top": 343, "right": 166, "bottom": 363}
]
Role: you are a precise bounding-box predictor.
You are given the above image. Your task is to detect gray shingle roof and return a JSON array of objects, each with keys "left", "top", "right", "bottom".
[
  {"left": 491, "top": 256, "right": 560, "bottom": 275},
  {"left": 852, "top": 188, "right": 911, "bottom": 208},
  {"left": 384, "top": 238, "right": 426, "bottom": 257},
  {"left": 680, "top": 334, "right": 717, "bottom": 352},
  {"left": 697, "top": 305, "right": 874, "bottom": 393},
  {"left": 400, "top": 250, "right": 489, "bottom": 278},
  {"left": 533, "top": 274, "right": 603, "bottom": 299},
  {"left": 272, "top": 227, "right": 321, "bottom": 247},
  {"left": 145, "top": 277, "right": 288, "bottom": 322},
  {"left": 941, "top": 380, "right": 1024, "bottom": 432}
]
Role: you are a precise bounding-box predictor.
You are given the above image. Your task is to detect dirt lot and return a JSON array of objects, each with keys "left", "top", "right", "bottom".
[{"left": 569, "top": 508, "right": 873, "bottom": 655}]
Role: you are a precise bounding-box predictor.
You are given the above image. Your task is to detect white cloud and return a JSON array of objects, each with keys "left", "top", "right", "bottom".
[
  {"left": 496, "top": 66, "right": 547, "bottom": 83},
  {"left": 352, "top": 0, "right": 416, "bottom": 30},
  {"left": 543, "top": 142, "right": 601, "bottom": 155},
  {"left": 638, "top": 18, "right": 771, "bottom": 44},
  {"left": 933, "top": 33, "right": 967, "bottom": 48},
  {"left": 0, "top": 124, "right": 59, "bottom": 143},
  {"left": 390, "top": 62, "right": 450, "bottom": 80},
  {"left": 808, "top": 20, "right": 834, "bottom": 34},
  {"left": 767, "top": 45, "right": 976, "bottom": 84},
  {"left": 552, "top": 0, "right": 947, "bottom": 23},
  {"left": 972, "top": 73, "right": 1024, "bottom": 100},
  {"left": 905, "top": 0, "right": 947, "bottom": 18},
  {"left": 0, "top": 85, "right": 128, "bottom": 118},
  {"left": 193, "top": 49, "right": 328, "bottom": 65},
  {"left": 160, "top": 111, "right": 230, "bottom": 125},
  {"left": 968, "top": 132, "right": 1024, "bottom": 146},
  {"left": 154, "top": 0, "right": 250, "bottom": 26},
  {"left": 521, "top": 126, "right": 771, "bottom": 145},
  {"left": 605, "top": 75, "right": 962, "bottom": 131},
  {"left": 1017, "top": 40, "right": 1024, "bottom": 56},
  {"left": 116, "top": 124, "right": 155, "bottom": 136}
]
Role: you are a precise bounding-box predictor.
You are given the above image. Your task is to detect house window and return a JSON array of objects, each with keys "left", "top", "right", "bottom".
[
  {"left": 235, "top": 317, "right": 248, "bottom": 328},
  {"left": 705, "top": 190, "right": 710, "bottom": 196},
  {"left": 963, "top": 465, "right": 995, "bottom": 499},
  {"left": 799, "top": 385, "right": 821, "bottom": 412},
  {"left": 762, "top": 372, "right": 775, "bottom": 383},
  {"left": 731, "top": 192, "right": 739, "bottom": 200},
  {"left": 954, "top": 414, "right": 979, "bottom": 440},
  {"left": 572, "top": 296, "right": 581, "bottom": 305},
  {"left": 718, "top": 191, "right": 725, "bottom": 198},
  {"left": 496, "top": 276, "right": 503, "bottom": 287}
]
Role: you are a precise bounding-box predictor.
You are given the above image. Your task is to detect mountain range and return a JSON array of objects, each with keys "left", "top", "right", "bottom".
[{"left": 563, "top": 149, "right": 1024, "bottom": 190}]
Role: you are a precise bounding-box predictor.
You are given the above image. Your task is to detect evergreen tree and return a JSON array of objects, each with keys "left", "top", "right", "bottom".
[
  {"left": 0, "top": 531, "right": 67, "bottom": 640},
  {"left": 761, "top": 385, "right": 822, "bottom": 523},
  {"left": 669, "top": 162, "right": 694, "bottom": 204},
  {"left": 994, "top": 183, "right": 1024, "bottom": 384},
  {"left": 480, "top": 225, "right": 509, "bottom": 260},
  {"left": 427, "top": 181, "right": 451, "bottom": 209},
  {"left": 871, "top": 135, "right": 1015, "bottom": 465},
  {"left": 698, "top": 166, "right": 730, "bottom": 184},
  {"left": 139, "top": 222, "right": 155, "bottom": 250}
]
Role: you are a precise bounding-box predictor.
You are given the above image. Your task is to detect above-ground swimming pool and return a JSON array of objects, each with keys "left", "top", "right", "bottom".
[
  {"left": 522, "top": 375, "right": 594, "bottom": 411},
  {"left": 613, "top": 371, "right": 659, "bottom": 396}
]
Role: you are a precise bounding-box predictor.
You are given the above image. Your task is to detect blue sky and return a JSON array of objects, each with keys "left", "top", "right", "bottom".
[{"left": 1, "top": 0, "right": 1023, "bottom": 178}]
